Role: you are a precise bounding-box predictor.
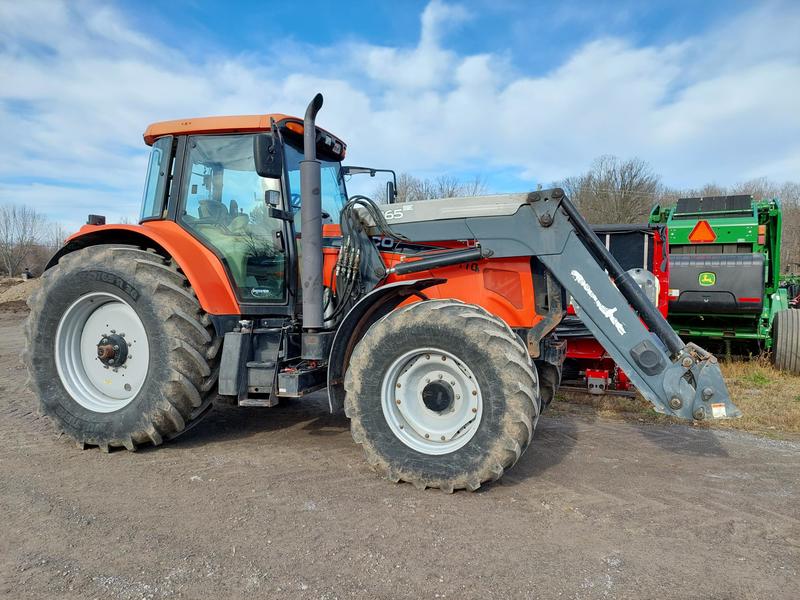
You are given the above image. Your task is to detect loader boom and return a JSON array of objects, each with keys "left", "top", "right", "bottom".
[{"left": 378, "top": 188, "right": 740, "bottom": 421}]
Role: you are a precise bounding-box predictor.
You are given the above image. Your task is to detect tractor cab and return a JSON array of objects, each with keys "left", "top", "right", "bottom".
[
  {"left": 138, "top": 115, "right": 396, "bottom": 306},
  {"left": 139, "top": 116, "right": 355, "bottom": 304}
]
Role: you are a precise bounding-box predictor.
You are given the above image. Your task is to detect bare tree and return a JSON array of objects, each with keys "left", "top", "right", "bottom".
[
  {"left": 0, "top": 203, "right": 47, "bottom": 276},
  {"left": 46, "top": 222, "right": 68, "bottom": 252},
  {"left": 560, "top": 155, "right": 663, "bottom": 224},
  {"left": 387, "top": 173, "right": 488, "bottom": 203}
]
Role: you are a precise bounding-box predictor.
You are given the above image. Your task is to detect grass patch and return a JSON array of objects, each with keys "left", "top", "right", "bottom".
[
  {"left": 556, "top": 356, "right": 800, "bottom": 438},
  {"left": 741, "top": 369, "right": 771, "bottom": 387}
]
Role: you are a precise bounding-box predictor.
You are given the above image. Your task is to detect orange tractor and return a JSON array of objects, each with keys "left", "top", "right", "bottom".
[{"left": 25, "top": 94, "right": 740, "bottom": 491}]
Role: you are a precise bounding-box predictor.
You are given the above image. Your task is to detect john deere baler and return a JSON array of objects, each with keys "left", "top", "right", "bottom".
[{"left": 650, "top": 194, "right": 799, "bottom": 372}]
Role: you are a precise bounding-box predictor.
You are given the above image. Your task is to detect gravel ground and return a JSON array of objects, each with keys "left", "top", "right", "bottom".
[{"left": 1, "top": 309, "right": 798, "bottom": 599}]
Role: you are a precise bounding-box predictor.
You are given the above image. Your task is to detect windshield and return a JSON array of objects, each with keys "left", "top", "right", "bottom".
[{"left": 284, "top": 141, "right": 348, "bottom": 230}]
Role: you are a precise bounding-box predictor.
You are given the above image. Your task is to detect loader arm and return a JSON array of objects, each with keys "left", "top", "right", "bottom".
[{"left": 380, "top": 188, "right": 740, "bottom": 421}]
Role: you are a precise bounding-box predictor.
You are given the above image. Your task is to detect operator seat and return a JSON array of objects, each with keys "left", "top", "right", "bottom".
[{"left": 198, "top": 199, "right": 231, "bottom": 225}]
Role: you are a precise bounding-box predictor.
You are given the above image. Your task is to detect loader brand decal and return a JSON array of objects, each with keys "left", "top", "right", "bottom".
[
  {"left": 251, "top": 288, "right": 271, "bottom": 298},
  {"left": 699, "top": 272, "right": 716, "bottom": 286},
  {"left": 570, "top": 270, "right": 626, "bottom": 336}
]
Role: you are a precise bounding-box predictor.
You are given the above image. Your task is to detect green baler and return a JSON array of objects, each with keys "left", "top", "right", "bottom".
[{"left": 650, "top": 194, "right": 799, "bottom": 373}]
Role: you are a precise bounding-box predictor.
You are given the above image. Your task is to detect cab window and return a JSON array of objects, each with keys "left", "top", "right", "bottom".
[
  {"left": 284, "top": 143, "right": 347, "bottom": 232},
  {"left": 179, "top": 134, "right": 287, "bottom": 302},
  {"left": 140, "top": 136, "right": 172, "bottom": 221}
]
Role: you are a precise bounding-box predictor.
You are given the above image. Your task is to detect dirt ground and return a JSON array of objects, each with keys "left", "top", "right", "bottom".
[{"left": 1, "top": 309, "right": 799, "bottom": 600}]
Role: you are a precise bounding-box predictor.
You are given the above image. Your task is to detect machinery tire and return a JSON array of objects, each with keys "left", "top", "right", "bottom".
[
  {"left": 344, "top": 299, "right": 539, "bottom": 492},
  {"left": 24, "top": 245, "right": 220, "bottom": 451},
  {"left": 773, "top": 309, "right": 800, "bottom": 374},
  {"left": 535, "top": 361, "right": 561, "bottom": 412}
]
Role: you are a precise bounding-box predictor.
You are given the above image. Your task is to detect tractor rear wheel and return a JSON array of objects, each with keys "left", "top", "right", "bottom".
[
  {"left": 773, "top": 309, "right": 800, "bottom": 374},
  {"left": 24, "top": 245, "right": 220, "bottom": 451},
  {"left": 344, "top": 300, "right": 539, "bottom": 492}
]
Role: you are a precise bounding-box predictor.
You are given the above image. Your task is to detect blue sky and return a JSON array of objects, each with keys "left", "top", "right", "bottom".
[{"left": 1, "top": 0, "right": 799, "bottom": 232}]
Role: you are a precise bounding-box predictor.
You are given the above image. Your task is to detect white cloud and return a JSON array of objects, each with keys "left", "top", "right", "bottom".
[{"left": 0, "top": 0, "right": 799, "bottom": 231}]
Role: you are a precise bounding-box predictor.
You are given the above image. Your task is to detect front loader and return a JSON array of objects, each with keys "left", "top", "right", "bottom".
[{"left": 25, "top": 94, "right": 740, "bottom": 491}]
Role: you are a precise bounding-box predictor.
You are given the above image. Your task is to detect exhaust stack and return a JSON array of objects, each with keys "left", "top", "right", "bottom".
[{"left": 300, "top": 94, "right": 325, "bottom": 357}]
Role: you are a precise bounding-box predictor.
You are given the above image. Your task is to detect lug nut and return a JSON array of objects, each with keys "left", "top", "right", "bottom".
[
  {"left": 702, "top": 387, "right": 714, "bottom": 401},
  {"left": 442, "top": 356, "right": 446, "bottom": 361},
  {"left": 450, "top": 380, "right": 455, "bottom": 386},
  {"left": 424, "top": 434, "right": 430, "bottom": 439},
  {"left": 396, "top": 399, "right": 401, "bottom": 404},
  {"left": 668, "top": 397, "right": 682, "bottom": 410},
  {"left": 681, "top": 357, "right": 693, "bottom": 368},
  {"left": 113, "top": 345, "right": 119, "bottom": 350},
  {"left": 693, "top": 407, "right": 706, "bottom": 420},
  {"left": 438, "top": 374, "right": 443, "bottom": 380},
  {"left": 472, "top": 390, "right": 477, "bottom": 396},
  {"left": 396, "top": 383, "right": 401, "bottom": 388},
  {"left": 440, "top": 436, "right": 446, "bottom": 441},
  {"left": 472, "top": 407, "right": 478, "bottom": 413}
]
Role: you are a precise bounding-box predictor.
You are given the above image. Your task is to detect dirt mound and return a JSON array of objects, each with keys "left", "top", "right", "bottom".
[
  {"left": 0, "top": 300, "right": 29, "bottom": 313},
  {"left": 0, "top": 278, "right": 39, "bottom": 305},
  {"left": 0, "top": 277, "right": 24, "bottom": 293}
]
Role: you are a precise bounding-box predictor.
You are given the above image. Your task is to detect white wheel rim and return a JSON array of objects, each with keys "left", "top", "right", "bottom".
[
  {"left": 381, "top": 347, "right": 483, "bottom": 455},
  {"left": 55, "top": 292, "right": 150, "bottom": 413}
]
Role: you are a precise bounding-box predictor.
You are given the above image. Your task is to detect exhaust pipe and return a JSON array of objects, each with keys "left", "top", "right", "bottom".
[{"left": 300, "top": 94, "right": 325, "bottom": 346}]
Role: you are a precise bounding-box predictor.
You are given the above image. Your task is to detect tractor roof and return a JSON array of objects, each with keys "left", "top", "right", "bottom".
[{"left": 142, "top": 114, "right": 344, "bottom": 147}]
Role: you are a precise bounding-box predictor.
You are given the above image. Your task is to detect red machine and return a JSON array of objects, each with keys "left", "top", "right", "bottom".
[{"left": 558, "top": 224, "right": 670, "bottom": 395}]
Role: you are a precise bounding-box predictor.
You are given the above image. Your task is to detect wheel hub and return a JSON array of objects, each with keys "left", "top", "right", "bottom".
[
  {"left": 421, "top": 380, "right": 454, "bottom": 413},
  {"left": 381, "top": 348, "right": 483, "bottom": 455},
  {"left": 55, "top": 292, "right": 149, "bottom": 413},
  {"left": 96, "top": 333, "right": 128, "bottom": 367}
]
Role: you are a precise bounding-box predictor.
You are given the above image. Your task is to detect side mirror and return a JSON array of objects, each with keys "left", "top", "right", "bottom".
[
  {"left": 386, "top": 180, "right": 396, "bottom": 204},
  {"left": 254, "top": 134, "right": 283, "bottom": 179}
]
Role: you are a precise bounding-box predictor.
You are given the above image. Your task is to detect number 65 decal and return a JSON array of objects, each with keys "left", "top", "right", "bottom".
[{"left": 384, "top": 208, "right": 404, "bottom": 220}]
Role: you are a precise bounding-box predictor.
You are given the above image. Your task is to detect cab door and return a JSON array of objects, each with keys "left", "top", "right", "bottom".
[{"left": 177, "top": 134, "right": 290, "bottom": 305}]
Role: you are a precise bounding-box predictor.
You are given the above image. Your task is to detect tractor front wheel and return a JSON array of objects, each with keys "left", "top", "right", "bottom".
[
  {"left": 344, "top": 300, "right": 539, "bottom": 492},
  {"left": 24, "top": 245, "right": 220, "bottom": 451}
]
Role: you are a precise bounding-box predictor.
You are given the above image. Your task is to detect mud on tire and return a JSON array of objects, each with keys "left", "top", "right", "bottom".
[
  {"left": 344, "top": 300, "right": 539, "bottom": 492},
  {"left": 24, "top": 245, "right": 220, "bottom": 451}
]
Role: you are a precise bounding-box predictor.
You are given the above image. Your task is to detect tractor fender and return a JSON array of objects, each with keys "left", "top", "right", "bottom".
[
  {"left": 46, "top": 222, "right": 240, "bottom": 315},
  {"left": 326, "top": 278, "right": 445, "bottom": 413}
]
